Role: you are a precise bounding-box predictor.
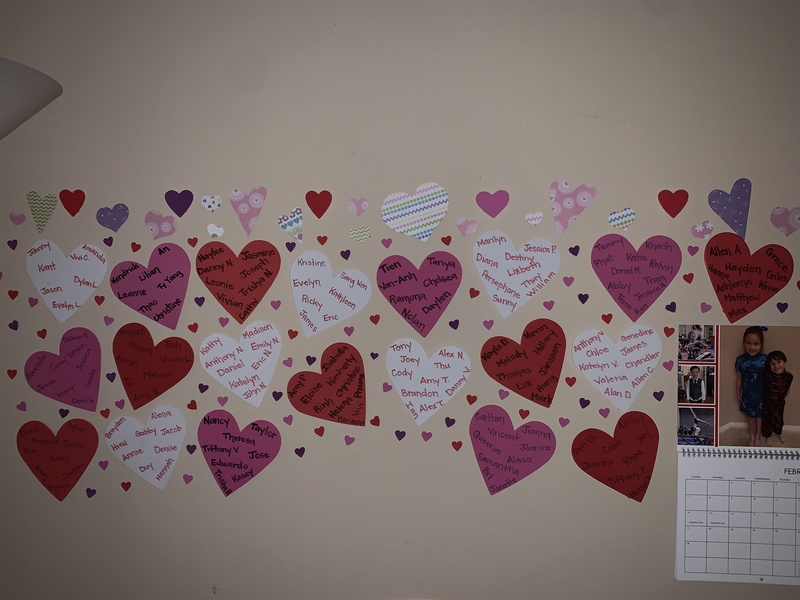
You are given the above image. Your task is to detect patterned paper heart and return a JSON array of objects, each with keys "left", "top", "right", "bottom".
[
  {"left": 26, "top": 191, "right": 57, "bottom": 233},
  {"left": 207, "top": 224, "right": 224, "bottom": 238},
  {"left": 276, "top": 207, "right": 303, "bottom": 242},
  {"left": 226, "top": 187, "right": 265, "bottom": 235},
  {"left": 201, "top": 194, "right": 222, "bottom": 213},
  {"left": 59, "top": 189, "right": 86, "bottom": 217},
  {"left": 691, "top": 220, "right": 713, "bottom": 239},
  {"left": 769, "top": 206, "right": 800, "bottom": 237},
  {"left": 708, "top": 178, "right": 750, "bottom": 239},
  {"left": 456, "top": 218, "right": 478, "bottom": 236},
  {"left": 381, "top": 182, "right": 449, "bottom": 241},
  {"left": 144, "top": 211, "right": 177, "bottom": 239},
  {"left": 525, "top": 212, "right": 544, "bottom": 226},
  {"left": 608, "top": 208, "right": 635, "bottom": 230},
  {"left": 96, "top": 203, "right": 129, "bottom": 232},
  {"left": 550, "top": 180, "right": 596, "bottom": 235},
  {"left": 349, "top": 226, "right": 371, "bottom": 243},
  {"left": 164, "top": 189, "right": 193, "bottom": 217},
  {"left": 347, "top": 198, "right": 368, "bottom": 216}
]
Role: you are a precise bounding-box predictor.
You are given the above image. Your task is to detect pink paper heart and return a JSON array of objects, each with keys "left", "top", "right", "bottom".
[
  {"left": 498, "top": 389, "right": 509, "bottom": 399},
  {"left": 599, "top": 408, "right": 610, "bottom": 418},
  {"left": 381, "top": 238, "right": 392, "bottom": 248},
  {"left": 558, "top": 417, "right": 570, "bottom": 427},
  {"left": 270, "top": 300, "right": 281, "bottom": 310},
  {"left": 475, "top": 190, "right": 509, "bottom": 218},
  {"left": 687, "top": 245, "right": 699, "bottom": 256},
  {"left": 456, "top": 218, "right": 478, "bottom": 236},
  {"left": 344, "top": 435, "right": 355, "bottom": 446},
  {"left": 145, "top": 211, "right": 178, "bottom": 239},
  {"left": 769, "top": 206, "right": 800, "bottom": 237},
  {"left": 483, "top": 320, "right": 494, "bottom": 330},
  {"left": 421, "top": 431, "right": 432, "bottom": 441},
  {"left": 182, "top": 474, "right": 193, "bottom": 484},
  {"left": 691, "top": 220, "right": 713, "bottom": 239},
  {"left": 543, "top": 300, "right": 555, "bottom": 311},
  {"left": 700, "top": 302, "right": 712, "bottom": 313},
  {"left": 230, "top": 187, "right": 267, "bottom": 235},
  {"left": 283, "top": 357, "right": 293, "bottom": 367},
  {"left": 283, "top": 415, "right": 293, "bottom": 425},
  {"left": 115, "top": 399, "right": 125, "bottom": 409},
  {"left": 9, "top": 212, "right": 26, "bottom": 225},
  {"left": 550, "top": 180, "right": 596, "bottom": 235}
]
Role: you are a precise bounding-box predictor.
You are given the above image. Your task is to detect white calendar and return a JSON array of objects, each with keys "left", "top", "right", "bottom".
[{"left": 676, "top": 446, "right": 800, "bottom": 585}]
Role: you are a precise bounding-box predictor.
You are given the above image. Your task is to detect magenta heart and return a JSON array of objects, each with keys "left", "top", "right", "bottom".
[
  {"left": 24, "top": 327, "right": 101, "bottom": 411},
  {"left": 115, "top": 399, "right": 125, "bottom": 409},
  {"left": 687, "top": 245, "right": 699, "bottom": 256},
  {"left": 198, "top": 409, "right": 281, "bottom": 496},
  {"left": 344, "top": 435, "right": 355, "bottom": 446},
  {"left": 663, "top": 360, "right": 674, "bottom": 371},
  {"left": 98, "top": 460, "right": 109, "bottom": 470},
  {"left": 183, "top": 474, "right": 193, "bottom": 484},
  {"left": 599, "top": 408, "right": 610, "bottom": 418},
  {"left": 700, "top": 301, "right": 712, "bottom": 313},
  {"left": 543, "top": 300, "right": 555, "bottom": 311},
  {"left": 381, "top": 238, "right": 392, "bottom": 248},
  {"left": 562, "top": 276, "right": 574, "bottom": 286},
  {"left": 421, "top": 431, "right": 433, "bottom": 442},
  {"left": 475, "top": 190, "right": 510, "bottom": 218},
  {"left": 28, "top": 297, "right": 38, "bottom": 307},
  {"left": 283, "top": 415, "right": 293, "bottom": 425},
  {"left": 164, "top": 189, "right": 193, "bottom": 217},
  {"left": 270, "top": 300, "right": 281, "bottom": 310},
  {"left": 498, "top": 389, "right": 509, "bottom": 399},
  {"left": 382, "top": 382, "right": 392, "bottom": 393},
  {"left": 103, "top": 316, "right": 114, "bottom": 326}
]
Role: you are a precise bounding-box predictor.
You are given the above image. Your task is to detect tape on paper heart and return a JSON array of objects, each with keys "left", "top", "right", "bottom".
[
  {"left": 96, "top": 203, "right": 129, "bottom": 232},
  {"left": 470, "top": 405, "right": 556, "bottom": 495},
  {"left": 380, "top": 182, "right": 449, "bottom": 241},
  {"left": 549, "top": 180, "right": 595, "bottom": 235},
  {"left": 27, "top": 240, "right": 108, "bottom": 323},
  {"left": 704, "top": 232, "right": 793, "bottom": 323},
  {"left": 290, "top": 251, "right": 371, "bottom": 336},
  {"left": 376, "top": 252, "right": 461, "bottom": 337},
  {"left": 198, "top": 409, "right": 281, "bottom": 496},
  {"left": 480, "top": 319, "right": 566, "bottom": 407},
  {"left": 287, "top": 343, "right": 366, "bottom": 425},
  {"left": 26, "top": 191, "right": 57, "bottom": 233},
  {"left": 17, "top": 419, "right": 98, "bottom": 501},
  {"left": 386, "top": 339, "right": 471, "bottom": 425},
  {"left": 113, "top": 323, "right": 194, "bottom": 410},
  {"left": 472, "top": 232, "right": 559, "bottom": 318},
  {"left": 196, "top": 240, "right": 281, "bottom": 324},
  {"left": 105, "top": 405, "right": 185, "bottom": 489},
  {"left": 572, "top": 325, "right": 661, "bottom": 412},
  {"left": 571, "top": 411, "right": 659, "bottom": 502},
  {"left": 199, "top": 322, "right": 281, "bottom": 407},
  {"left": 110, "top": 243, "right": 189, "bottom": 330},
  {"left": 230, "top": 187, "right": 266, "bottom": 235},
  {"left": 708, "top": 178, "right": 750, "bottom": 239},
  {"left": 25, "top": 327, "right": 100, "bottom": 411}
]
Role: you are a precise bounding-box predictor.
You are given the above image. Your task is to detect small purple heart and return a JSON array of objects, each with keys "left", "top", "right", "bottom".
[
  {"left": 96, "top": 203, "right": 129, "bottom": 232},
  {"left": 271, "top": 300, "right": 281, "bottom": 310},
  {"left": 344, "top": 326, "right": 354, "bottom": 336},
  {"left": 86, "top": 488, "right": 96, "bottom": 498},
  {"left": 687, "top": 245, "right": 699, "bottom": 256},
  {"left": 653, "top": 390, "right": 664, "bottom": 401},
  {"left": 708, "top": 178, "right": 751, "bottom": 238},
  {"left": 218, "top": 317, "right": 229, "bottom": 327},
  {"left": 295, "top": 447, "right": 306, "bottom": 457},
  {"left": 186, "top": 444, "right": 197, "bottom": 454},
  {"left": 106, "top": 372, "right": 116, "bottom": 383},
  {"left": 217, "top": 395, "right": 228, "bottom": 406},
  {"left": 578, "top": 293, "right": 589, "bottom": 304},
  {"left": 198, "top": 383, "right": 209, "bottom": 393},
  {"left": 370, "top": 352, "right": 379, "bottom": 360},
  {"left": 395, "top": 430, "right": 406, "bottom": 441},
  {"left": 344, "top": 435, "right": 355, "bottom": 446},
  {"left": 663, "top": 360, "right": 674, "bottom": 371},
  {"left": 558, "top": 417, "right": 570, "bottom": 428},
  {"left": 449, "top": 319, "right": 459, "bottom": 330},
  {"left": 777, "top": 302, "right": 788, "bottom": 313},
  {"left": 283, "top": 358, "right": 293, "bottom": 367},
  {"left": 7, "top": 239, "right": 18, "bottom": 250},
  {"left": 579, "top": 397, "right": 590, "bottom": 409},
  {"left": 381, "top": 238, "right": 392, "bottom": 248},
  {"left": 103, "top": 316, "right": 114, "bottom": 326},
  {"left": 543, "top": 300, "right": 554, "bottom": 311},
  {"left": 283, "top": 414, "right": 293, "bottom": 425},
  {"left": 498, "top": 389, "right": 509, "bottom": 400},
  {"left": 164, "top": 189, "right": 193, "bottom": 217},
  {"left": 665, "top": 301, "right": 676, "bottom": 313},
  {"left": 103, "top": 236, "right": 113, "bottom": 247},
  {"left": 98, "top": 460, "right": 109, "bottom": 470},
  {"left": 306, "top": 355, "right": 316, "bottom": 366},
  {"left": 340, "top": 249, "right": 351, "bottom": 260},
  {"left": 28, "top": 296, "right": 38, "bottom": 307},
  {"left": 59, "top": 408, "right": 69, "bottom": 418},
  {"left": 421, "top": 431, "right": 432, "bottom": 442},
  {"left": 569, "top": 245, "right": 580, "bottom": 256},
  {"left": 700, "top": 302, "right": 712, "bottom": 313},
  {"left": 445, "top": 417, "right": 455, "bottom": 428},
  {"left": 382, "top": 382, "right": 392, "bottom": 393},
  {"left": 16, "top": 401, "right": 26, "bottom": 411},
  {"left": 562, "top": 276, "right": 574, "bottom": 287},
  {"left": 286, "top": 242, "right": 296, "bottom": 252},
  {"left": 8, "top": 320, "right": 18, "bottom": 330},
  {"left": 194, "top": 296, "right": 205, "bottom": 307},
  {"left": 183, "top": 474, "right": 193, "bottom": 484},
  {"left": 599, "top": 408, "right": 610, "bottom": 419},
  {"left": 115, "top": 399, "right": 125, "bottom": 409},
  {"left": 483, "top": 320, "right": 493, "bottom": 330}
]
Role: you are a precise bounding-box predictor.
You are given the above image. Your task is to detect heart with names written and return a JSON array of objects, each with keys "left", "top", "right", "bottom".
[
  {"left": 386, "top": 338, "right": 471, "bottom": 425},
  {"left": 198, "top": 410, "right": 281, "bottom": 496},
  {"left": 591, "top": 234, "right": 681, "bottom": 322},
  {"left": 376, "top": 252, "right": 461, "bottom": 338},
  {"left": 113, "top": 323, "right": 194, "bottom": 410},
  {"left": 17, "top": 419, "right": 98, "bottom": 501},
  {"left": 470, "top": 405, "right": 556, "bottom": 495},
  {"left": 105, "top": 405, "right": 185, "bottom": 489},
  {"left": 290, "top": 251, "right": 371, "bottom": 336},
  {"left": 704, "top": 232, "right": 794, "bottom": 323},
  {"left": 571, "top": 411, "right": 659, "bottom": 502},
  {"left": 110, "top": 243, "right": 190, "bottom": 330},
  {"left": 199, "top": 322, "right": 282, "bottom": 407},
  {"left": 26, "top": 240, "right": 107, "bottom": 323},
  {"left": 196, "top": 240, "right": 281, "bottom": 324},
  {"left": 25, "top": 327, "right": 100, "bottom": 412},
  {"left": 472, "top": 232, "right": 559, "bottom": 318},
  {"left": 480, "top": 318, "right": 565, "bottom": 407},
  {"left": 287, "top": 342, "right": 366, "bottom": 426}
]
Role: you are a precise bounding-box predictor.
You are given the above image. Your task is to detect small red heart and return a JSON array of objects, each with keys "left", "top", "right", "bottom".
[
  {"left": 369, "top": 415, "right": 380, "bottom": 426},
  {"left": 663, "top": 327, "right": 675, "bottom": 337},
  {"left": 369, "top": 314, "right": 380, "bottom": 325},
  {"left": 59, "top": 189, "right": 86, "bottom": 217},
  {"left": 451, "top": 441, "right": 463, "bottom": 451},
  {"left": 565, "top": 377, "right": 577, "bottom": 387},
  {"left": 120, "top": 481, "right": 132, "bottom": 491},
  {"left": 187, "top": 323, "right": 198, "bottom": 333},
  {"left": 187, "top": 237, "right": 198, "bottom": 247},
  {"left": 466, "top": 394, "right": 477, "bottom": 405},
  {"left": 601, "top": 313, "right": 612, "bottom": 324},
  {"left": 8, "top": 290, "right": 18, "bottom": 300},
  {"left": 287, "top": 329, "right": 298, "bottom": 340},
  {"left": 131, "top": 242, "right": 141, "bottom": 252},
  {"left": 100, "top": 408, "right": 110, "bottom": 418},
  {"left": 187, "top": 399, "right": 197, "bottom": 410},
  {"left": 683, "top": 273, "right": 694, "bottom": 283},
  {"left": 657, "top": 189, "right": 688, "bottom": 218},
  {"left": 518, "top": 409, "right": 530, "bottom": 419},
  {"left": 94, "top": 295, "right": 105, "bottom": 305},
  {"left": 317, "top": 235, "right": 328, "bottom": 245},
  {"left": 37, "top": 329, "right": 47, "bottom": 339},
  {"left": 469, "top": 288, "right": 480, "bottom": 298},
  {"left": 441, "top": 235, "right": 452, "bottom": 246},
  {"left": 7, "top": 369, "right": 17, "bottom": 379},
  {"left": 314, "top": 426, "right": 325, "bottom": 437}
]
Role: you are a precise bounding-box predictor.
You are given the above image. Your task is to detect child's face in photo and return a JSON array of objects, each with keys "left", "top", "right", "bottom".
[
  {"left": 770, "top": 357, "right": 786, "bottom": 375},
  {"left": 690, "top": 368, "right": 700, "bottom": 379},
  {"left": 744, "top": 333, "right": 762, "bottom": 357}
]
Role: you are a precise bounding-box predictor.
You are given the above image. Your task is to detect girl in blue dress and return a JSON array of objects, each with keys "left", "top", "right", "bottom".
[{"left": 735, "top": 326, "right": 767, "bottom": 446}]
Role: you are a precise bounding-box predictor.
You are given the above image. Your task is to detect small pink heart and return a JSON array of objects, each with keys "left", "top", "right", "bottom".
[
  {"left": 498, "top": 389, "right": 509, "bottom": 400},
  {"left": 98, "top": 460, "right": 109, "bottom": 470},
  {"left": 183, "top": 474, "right": 193, "bottom": 484},
  {"left": 687, "top": 245, "right": 699, "bottom": 256},
  {"left": 103, "top": 316, "right": 114, "bottom": 326},
  {"left": 543, "top": 300, "right": 555, "bottom": 311},
  {"left": 382, "top": 382, "right": 392, "bottom": 393},
  {"left": 691, "top": 220, "right": 713, "bottom": 239},
  {"left": 344, "top": 435, "right": 355, "bottom": 446},
  {"left": 283, "top": 357, "right": 293, "bottom": 367},
  {"left": 558, "top": 417, "right": 570, "bottom": 427},
  {"left": 16, "top": 401, "right": 26, "bottom": 411},
  {"left": 217, "top": 395, "right": 228, "bottom": 406},
  {"left": 115, "top": 399, "right": 125, "bottom": 409},
  {"left": 599, "top": 408, "right": 610, "bottom": 419},
  {"left": 283, "top": 415, "right": 293, "bottom": 425},
  {"left": 562, "top": 276, "right": 574, "bottom": 287},
  {"left": 483, "top": 320, "right": 494, "bottom": 330},
  {"left": 9, "top": 212, "right": 26, "bottom": 225},
  {"left": 28, "top": 297, "right": 38, "bottom": 307},
  {"left": 381, "top": 238, "right": 392, "bottom": 248},
  {"left": 343, "top": 326, "right": 354, "bottom": 337},
  {"left": 421, "top": 431, "right": 433, "bottom": 442},
  {"left": 219, "top": 317, "right": 229, "bottom": 327},
  {"left": 455, "top": 217, "right": 478, "bottom": 236},
  {"left": 700, "top": 302, "right": 712, "bottom": 313},
  {"left": 270, "top": 300, "right": 281, "bottom": 310},
  {"left": 662, "top": 360, "right": 674, "bottom": 371}
]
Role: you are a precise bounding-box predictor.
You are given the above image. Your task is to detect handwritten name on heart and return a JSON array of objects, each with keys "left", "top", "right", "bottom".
[
  {"left": 110, "top": 243, "right": 189, "bottom": 330},
  {"left": 17, "top": 419, "right": 98, "bottom": 501},
  {"left": 290, "top": 251, "right": 371, "bottom": 336},
  {"left": 196, "top": 240, "right": 281, "bottom": 324},
  {"left": 386, "top": 339, "right": 471, "bottom": 425},
  {"left": 572, "top": 325, "right": 661, "bottom": 413},
  {"left": 473, "top": 232, "right": 559, "bottom": 318},
  {"left": 105, "top": 405, "right": 185, "bottom": 489},
  {"left": 704, "top": 232, "right": 794, "bottom": 323},
  {"left": 287, "top": 343, "right": 366, "bottom": 426},
  {"left": 198, "top": 410, "right": 281, "bottom": 496},
  {"left": 571, "top": 411, "right": 659, "bottom": 502},
  {"left": 25, "top": 327, "right": 100, "bottom": 411},
  {"left": 376, "top": 252, "right": 461, "bottom": 338},
  {"left": 26, "top": 240, "right": 107, "bottom": 323},
  {"left": 380, "top": 182, "right": 449, "bottom": 241},
  {"left": 470, "top": 405, "right": 556, "bottom": 495},
  {"left": 113, "top": 323, "right": 194, "bottom": 410},
  {"left": 199, "top": 322, "right": 281, "bottom": 407},
  {"left": 481, "top": 319, "right": 565, "bottom": 407},
  {"left": 591, "top": 234, "right": 681, "bottom": 322}
]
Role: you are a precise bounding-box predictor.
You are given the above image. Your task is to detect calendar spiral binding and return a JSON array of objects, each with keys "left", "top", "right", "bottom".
[{"left": 679, "top": 447, "right": 800, "bottom": 460}]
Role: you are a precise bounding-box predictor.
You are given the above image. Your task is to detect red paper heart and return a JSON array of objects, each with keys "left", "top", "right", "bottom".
[
  {"left": 187, "top": 237, "right": 198, "bottom": 247},
  {"left": 317, "top": 235, "right": 328, "bottom": 245},
  {"left": 518, "top": 409, "right": 530, "bottom": 419},
  {"left": 131, "top": 242, "right": 141, "bottom": 252},
  {"left": 287, "top": 329, "right": 298, "bottom": 339},
  {"left": 682, "top": 273, "right": 694, "bottom": 283},
  {"left": 94, "top": 295, "right": 105, "bottom": 305},
  {"left": 369, "top": 314, "right": 380, "bottom": 324},
  {"left": 100, "top": 408, "right": 110, "bottom": 418},
  {"left": 187, "top": 323, "right": 198, "bottom": 333},
  {"left": 657, "top": 189, "right": 688, "bottom": 218},
  {"left": 369, "top": 415, "right": 380, "bottom": 426},
  {"left": 571, "top": 411, "right": 659, "bottom": 502},
  {"left": 565, "top": 377, "right": 576, "bottom": 387},
  {"left": 306, "top": 190, "right": 332, "bottom": 219},
  {"left": 601, "top": 313, "right": 612, "bottom": 324},
  {"left": 441, "top": 235, "right": 452, "bottom": 246},
  {"left": 663, "top": 326, "right": 675, "bottom": 337},
  {"left": 469, "top": 288, "right": 480, "bottom": 298},
  {"left": 451, "top": 441, "right": 463, "bottom": 451},
  {"left": 466, "top": 394, "right": 477, "bottom": 405},
  {"left": 59, "top": 189, "right": 86, "bottom": 217},
  {"left": 121, "top": 481, "right": 132, "bottom": 491},
  {"left": 314, "top": 426, "right": 325, "bottom": 437}
]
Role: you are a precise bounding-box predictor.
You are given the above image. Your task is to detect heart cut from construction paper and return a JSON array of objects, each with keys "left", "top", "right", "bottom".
[
  {"left": 657, "top": 189, "right": 688, "bottom": 218},
  {"left": 145, "top": 211, "right": 177, "bottom": 240},
  {"left": 199, "top": 321, "right": 281, "bottom": 407},
  {"left": 230, "top": 187, "right": 266, "bottom": 235},
  {"left": 110, "top": 242, "right": 190, "bottom": 330},
  {"left": 386, "top": 339, "right": 471, "bottom": 425},
  {"left": 704, "top": 232, "right": 794, "bottom": 323},
  {"left": 26, "top": 191, "right": 57, "bottom": 233},
  {"left": 290, "top": 251, "right": 371, "bottom": 336},
  {"left": 707, "top": 178, "right": 751, "bottom": 238},
  {"left": 59, "top": 189, "right": 86, "bottom": 217},
  {"left": 198, "top": 409, "right": 281, "bottom": 496},
  {"left": 473, "top": 232, "right": 559, "bottom": 318},
  {"left": 105, "top": 405, "right": 185, "bottom": 489},
  {"left": 306, "top": 190, "right": 332, "bottom": 219},
  {"left": 287, "top": 342, "right": 366, "bottom": 426},
  {"left": 470, "top": 404, "right": 556, "bottom": 495},
  {"left": 481, "top": 318, "right": 566, "bottom": 407},
  {"left": 196, "top": 240, "right": 281, "bottom": 324},
  {"left": 381, "top": 182, "right": 449, "bottom": 241},
  {"left": 26, "top": 241, "right": 107, "bottom": 323},
  {"left": 769, "top": 206, "right": 800, "bottom": 237},
  {"left": 96, "top": 203, "right": 129, "bottom": 232},
  {"left": 691, "top": 220, "right": 713, "bottom": 239},
  {"left": 571, "top": 411, "right": 659, "bottom": 502},
  {"left": 113, "top": 323, "right": 194, "bottom": 410},
  {"left": 25, "top": 327, "right": 100, "bottom": 411},
  {"left": 17, "top": 419, "right": 98, "bottom": 501},
  {"left": 591, "top": 234, "right": 681, "bottom": 322},
  {"left": 572, "top": 325, "right": 662, "bottom": 413},
  {"left": 201, "top": 194, "right": 222, "bottom": 213},
  {"left": 475, "top": 190, "right": 509, "bottom": 218},
  {"left": 376, "top": 252, "right": 461, "bottom": 337},
  {"left": 164, "top": 189, "right": 193, "bottom": 217},
  {"left": 608, "top": 208, "right": 635, "bottom": 230},
  {"left": 549, "top": 180, "right": 596, "bottom": 235},
  {"left": 277, "top": 207, "right": 303, "bottom": 242}
]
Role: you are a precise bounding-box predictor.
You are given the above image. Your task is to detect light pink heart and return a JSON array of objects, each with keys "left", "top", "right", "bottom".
[
  {"left": 283, "top": 415, "right": 293, "bottom": 425},
  {"left": 344, "top": 435, "right": 355, "bottom": 446},
  {"left": 217, "top": 395, "right": 228, "bottom": 406},
  {"left": 183, "top": 474, "right": 193, "bottom": 484},
  {"left": 421, "top": 431, "right": 432, "bottom": 441},
  {"left": 770, "top": 207, "right": 800, "bottom": 237},
  {"left": 599, "top": 408, "right": 611, "bottom": 418},
  {"left": 9, "top": 212, "right": 26, "bottom": 225},
  {"left": 543, "top": 300, "right": 555, "bottom": 311},
  {"left": 700, "top": 301, "right": 712, "bottom": 313}
]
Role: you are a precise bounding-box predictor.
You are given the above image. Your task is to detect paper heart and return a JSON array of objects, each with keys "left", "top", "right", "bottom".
[
  {"left": 9, "top": 212, "right": 26, "bottom": 225},
  {"left": 549, "top": 180, "right": 596, "bottom": 235},
  {"left": 381, "top": 182, "right": 449, "bottom": 241},
  {"left": 110, "top": 243, "right": 190, "bottom": 330},
  {"left": 456, "top": 218, "right": 478, "bottom": 236},
  {"left": 196, "top": 240, "right": 281, "bottom": 324},
  {"left": 481, "top": 318, "right": 566, "bottom": 407},
  {"left": 59, "top": 189, "right": 86, "bottom": 217},
  {"left": 347, "top": 198, "right": 368, "bottom": 216},
  {"left": 207, "top": 224, "right": 224, "bottom": 238},
  {"left": 475, "top": 190, "right": 509, "bottom": 218},
  {"left": 691, "top": 220, "right": 713, "bottom": 239},
  {"left": 769, "top": 206, "right": 800, "bottom": 237},
  {"left": 96, "top": 203, "right": 129, "bottom": 232},
  {"left": 228, "top": 187, "right": 265, "bottom": 236},
  {"left": 201, "top": 194, "right": 222, "bottom": 213},
  {"left": 572, "top": 325, "right": 662, "bottom": 412},
  {"left": 572, "top": 411, "right": 658, "bottom": 502},
  {"left": 199, "top": 321, "right": 281, "bottom": 407},
  {"left": 26, "top": 241, "right": 107, "bottom": 323},
  {"left": 657, "top": 189, "right": 688, "bottom": 218},
  {"left": 306, "top": 190, "right": 332, "bottom": 219},
  {"left": 26, "top": 191, "right": 57, "bottom": 233},
  {"left": 290, "top": 251, "right": 370, "bottom": 336},
  {"left": 164, "top": 189, "right": 193, "bottom": 217},
  {"left": 17, "top": 419, "right": 98, "bottom": 501},
  {"left": 525, "top": 212, "right": 544, "bottom": 226},
  {"left": 473, "top": 231, "right": 559, "bottom": 318},
  {"left": 25, "top": 328, "right": 100, "bottom": 411},
  {"left": 287, "top": 342, "right": 366, "bottom": 426},
  {"left": 608, "top": 208, "right": 635, "bottom": 230},
  {"left": 376, "top": 252, "right": 461, "bottom": 337},
  {"left": 708, "top": 178, "right": 751, "bottom": 238},
  {"left": 144, "top": 211, "right": 177, "bottom": 240},
  {"left": 277, "top": 207, "right": 303, "bottom": 242},
  {"left": 349, "top": 226, "right": 371, "bottom": 243},
  {"left": 386, "top": 339, "right": 471, "bottom": 425},
  {"left": 470, "top": 405, "right": 556, "bottom": 495},
  {"left": 105, "top": 405, "right": 185, "bottom": 489}
]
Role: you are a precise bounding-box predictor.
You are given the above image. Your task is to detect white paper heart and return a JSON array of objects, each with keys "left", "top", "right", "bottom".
[
  {"left": 278, "top": 207, "right": 303, "bottom": 242},
  {"left": 381, "top": 183, "right": 449, "bottom": 241},
  {"left": 207, "top": 224, "right": 224, "bottom": 238},
  {"left": 608, "top": 208, "right": 635, "bottom": 230},
  {"left": 201, "top": 195, "right": 222, "bottom": 213},
  {"left": 525, "top": 212, "right": 544, "bottom": 226}
]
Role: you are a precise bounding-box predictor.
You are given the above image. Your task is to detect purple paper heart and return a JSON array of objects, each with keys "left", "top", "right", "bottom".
[
  {"left": 164, "top": 189, "right": 193, "bottom": 217},
  {"left": 59, "top": 408, "right": 69, "bottom": 418},
  {"left": 8, "top": 320, "right": 18, "bottom": 330},
  {"left": 105, "top": 372, "right": 116, "bottom": 383},
  {"left": 370, "top": 352, "right": 379, "bottom": 360},
  {"left": 449, "top": 319, "right": 459, "bottom": 330},
  {"left": 569, "top": 245, "right": 580, "bottom": 256},
  {"left": 186, "top": 444, "right": 197, "bottom": 454},
  {"left": 96, "top": 203, "right": 129, "bottom": 232},
  {"left": 306, "top": 355, "right": 316, "bottom": 366},
  {"left": 295, "top": 447, "right": 306, "bottom": 457},
  {"left": 665, "top": 301, "right": 676, "bottom": 313},
  {"left": 8, "top": 239, "right": 18, "bottom": 250},
  {"left": 86, "top": 488, "right": 96, "bottom": 498},
  {"left": 340, "top": 249, "right": 351, "bottom": 260},
  {"left": 285, "top": 242, "right": 296, "bottom": 252},
  {"left": 272, "top": 391, "right": 283, "bottom": 401},
  {"left": 579, "top": 397, "right": 590, "bottom": 409},
  {"left": 578, "top": 293, "right": 589, "bottom": 304},
  {"left": 653, "top": 390, "right": 664, "bottom": 401},
  {"left": 395, "top": 430, "right": 406, "bottom": 441},
  {"left": 445, "top": 417, "right": 456, "bottom": 428},
  {"left": 103, "top": 237, "right": 113, "bottom": 247},
  {"left": 194, "top": 296, "right": 205, "bottom": 307},
  {"left": 198, "top": 383, "right": 209, "bottom": 393},
  {"left": 708, "top": 178, "right": 751, "bottom": 238},
  {"left": 777, "top": 302, "right": 788, "bottom": 313}
]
